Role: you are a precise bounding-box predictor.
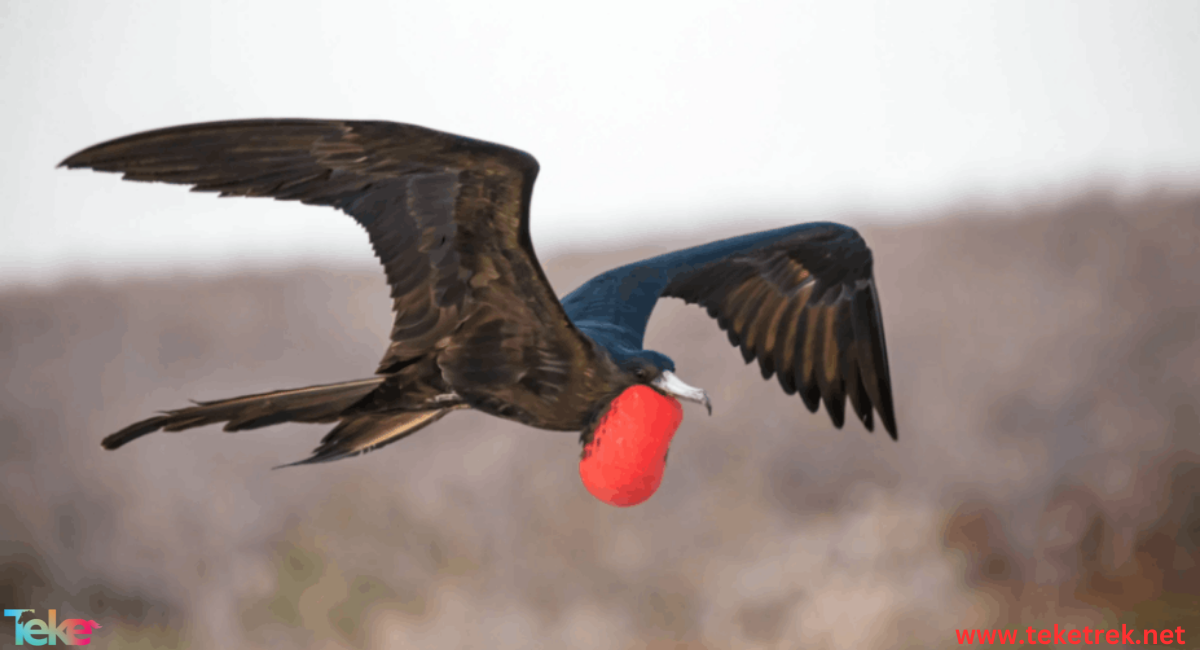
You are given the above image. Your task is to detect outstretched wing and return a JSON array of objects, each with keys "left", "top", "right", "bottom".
[
  {"left": 562, "top": 223, "right": 897, "bottom": 438},
  {"left": 61, "top": 119, "right": 600, "bottom": 419}
]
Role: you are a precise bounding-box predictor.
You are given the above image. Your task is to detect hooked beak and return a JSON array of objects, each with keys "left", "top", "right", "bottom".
[{"left": 652, "top": 371, "right": 712, "bottom": 415}]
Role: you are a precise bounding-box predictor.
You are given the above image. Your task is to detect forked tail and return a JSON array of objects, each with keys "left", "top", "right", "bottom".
[{"left": 102, "top": 377, "right": 462, "bottom": 465}]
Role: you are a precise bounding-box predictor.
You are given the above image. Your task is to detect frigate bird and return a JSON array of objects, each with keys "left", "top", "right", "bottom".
[{"left": 61, "top": 119, "right": 897, "bottom": 505}]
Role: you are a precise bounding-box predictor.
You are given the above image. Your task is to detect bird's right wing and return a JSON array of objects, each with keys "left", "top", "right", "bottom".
[{"left": 61, "top": 120, "right": 605, "bottom": 419}]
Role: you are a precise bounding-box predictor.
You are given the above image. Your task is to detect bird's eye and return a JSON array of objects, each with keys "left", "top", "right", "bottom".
[{"left": 634, "top": 367, "right": 648, "bottom": 379}]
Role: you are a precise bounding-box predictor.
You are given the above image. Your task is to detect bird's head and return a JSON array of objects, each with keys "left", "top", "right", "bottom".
[{"left": 615, "top": 351, "right": 712, "bottom": 415}]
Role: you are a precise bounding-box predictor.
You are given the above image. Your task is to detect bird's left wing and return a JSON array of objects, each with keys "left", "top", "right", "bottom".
[
  {"left": 664, "top": 225, "right": 896, "bottom": 438},
  {"left": 562, "top": 223, "right": 897, "bottom": 438}
]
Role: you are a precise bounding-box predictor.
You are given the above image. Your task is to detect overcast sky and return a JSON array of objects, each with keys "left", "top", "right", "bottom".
[{"left": 4, "top": 0, "right": 1199, "bottom": 286}]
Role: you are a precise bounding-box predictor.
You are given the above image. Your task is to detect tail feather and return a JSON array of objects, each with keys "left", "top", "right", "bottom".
[
  {"left": 102, "top": 377, "right": 387, "bottom": 450},
  {"left": 277, "top": 405, "right": 467, "bottom": 467}
]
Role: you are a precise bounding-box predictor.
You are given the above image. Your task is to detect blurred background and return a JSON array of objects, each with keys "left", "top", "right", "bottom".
[{"left": 3, "top": 1, "right": 1199, "bottom": 648}]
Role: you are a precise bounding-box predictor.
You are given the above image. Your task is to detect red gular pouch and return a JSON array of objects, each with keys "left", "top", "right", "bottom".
[{"left": 579, "top": 385, "right": 684, "bottom": 507}]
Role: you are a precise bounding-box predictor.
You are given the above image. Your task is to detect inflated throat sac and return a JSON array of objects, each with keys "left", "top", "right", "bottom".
[{"left": 579, "top": 385, "right": 684, "bottom": 507}]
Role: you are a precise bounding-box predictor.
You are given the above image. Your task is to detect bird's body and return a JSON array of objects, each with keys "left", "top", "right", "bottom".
[{"left": 61, "top": 119, "right": 897, "bottom": 504}]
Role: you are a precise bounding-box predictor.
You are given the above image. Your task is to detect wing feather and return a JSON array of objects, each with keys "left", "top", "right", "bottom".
[
  {"left": 657, "top": 224, "right": 897, "bottom": 438},
  {"left": 62, "top": 119, "right": 607, "bottom": 428}
]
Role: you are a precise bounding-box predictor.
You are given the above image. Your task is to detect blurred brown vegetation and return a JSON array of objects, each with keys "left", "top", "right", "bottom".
[{"left": 2, "top": 189, "right": 1198, "bottom": 649}]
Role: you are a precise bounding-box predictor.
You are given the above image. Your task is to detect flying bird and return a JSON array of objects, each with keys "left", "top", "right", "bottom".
[{"left": 61, "top": 119, "right": 897, "bottom": 506}]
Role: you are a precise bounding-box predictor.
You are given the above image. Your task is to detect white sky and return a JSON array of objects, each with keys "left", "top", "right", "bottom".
[{"left": 3, "top": 0, "right": 1199, "bottom": 286}]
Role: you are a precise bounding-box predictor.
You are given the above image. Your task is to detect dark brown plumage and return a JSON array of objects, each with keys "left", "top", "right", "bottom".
[
  {"left": 60, "top": 118, "right": 897, "bottom": 466},
  {"left": 663, "top": 229, "right": 895, "bottom": 434}
]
